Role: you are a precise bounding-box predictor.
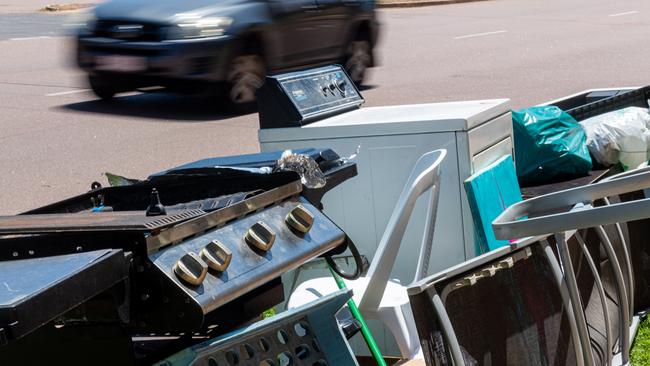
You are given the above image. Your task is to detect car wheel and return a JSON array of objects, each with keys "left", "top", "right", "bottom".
[
  {"left": 225, "top": 54, "right": 265, "bottom": 110},
  {"left": 344, "top": 39, "right": 372, "bottom": 86},
  {"left": 88, "top": 75, "right": 117, "bottom": 100}
]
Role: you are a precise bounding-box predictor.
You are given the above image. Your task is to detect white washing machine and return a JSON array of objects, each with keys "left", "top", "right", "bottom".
[
  {"left": 257, "top": 65, "right": 512, "bottom": 355},
  {"left": 260, "top": 100, "right": 512, "bottom": 282}
]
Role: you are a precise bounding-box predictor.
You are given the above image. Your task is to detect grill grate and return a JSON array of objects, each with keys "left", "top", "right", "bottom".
[{"left": 144, "top": 210, "right": 206, "bottom": 230}]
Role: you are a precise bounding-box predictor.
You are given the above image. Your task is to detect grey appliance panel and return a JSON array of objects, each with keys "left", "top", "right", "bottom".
[
  {"left": 150, "top": 198, "right": 346, "bottom": 315},
  {"left": 467, "top": 112, "right": 512, "bottom": 157}
]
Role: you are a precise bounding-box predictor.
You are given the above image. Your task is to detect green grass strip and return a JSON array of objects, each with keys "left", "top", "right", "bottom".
[{"left": 631, "top": 316, "right": 650, "bottom": 365}]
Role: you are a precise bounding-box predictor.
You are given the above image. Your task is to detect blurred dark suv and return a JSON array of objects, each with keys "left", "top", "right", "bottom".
[{"left": 76, "top": 0, "right": 379, "bottom": 107}]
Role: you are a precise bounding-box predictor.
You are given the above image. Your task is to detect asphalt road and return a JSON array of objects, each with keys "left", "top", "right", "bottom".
[{"left": 1, "top": 0, "right": 649, "bottom": 214}]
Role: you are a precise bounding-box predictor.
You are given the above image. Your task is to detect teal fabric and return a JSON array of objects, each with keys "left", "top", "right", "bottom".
[
  {"left": 512, "top": 106, "right": 592, "bottom": 185},
  {"left": 464, "top": 155, "right": 522, "bottom": 254}
]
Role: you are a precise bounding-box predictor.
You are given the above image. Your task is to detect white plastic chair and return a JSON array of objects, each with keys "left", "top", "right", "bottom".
[{"left": 287, "top": 149, "right": 447, "bottom": 360}]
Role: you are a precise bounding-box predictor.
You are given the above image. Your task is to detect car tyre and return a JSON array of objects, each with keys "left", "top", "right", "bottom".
[
  {"left": 344, "top": 38, "right": 372, "bottom": 86},
  {"left": 224, "top": 54, "right": 265, "bottom": 112},
  {"left": 88, "top": 75, "right": 117, "bottom": 100}
]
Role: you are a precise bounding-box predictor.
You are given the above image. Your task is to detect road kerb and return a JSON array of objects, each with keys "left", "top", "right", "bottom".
[
  {"left": 378, "top": 0, "right": 487, "bottom": 8},
  {"left": 40, "top": 3, "right": 94, "bottom": 12}
]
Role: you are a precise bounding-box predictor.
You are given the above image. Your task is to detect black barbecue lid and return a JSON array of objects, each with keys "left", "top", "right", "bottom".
[{"left": 0, "top": 249, "right": 128, "bottom": 345}]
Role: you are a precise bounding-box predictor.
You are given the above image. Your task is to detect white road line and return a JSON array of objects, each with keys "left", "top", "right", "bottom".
[
  {"left": 9, "top": 36, "right": 52, "bottom": 41},
  {"left": 46, "top": 89, "right": 90, "bottom": 97},
  {"left": 609, "top": 10, "right": 639, "bottom": 17},
  {"left": 453, "top": 30, "right": 507, "bottom": 40}
]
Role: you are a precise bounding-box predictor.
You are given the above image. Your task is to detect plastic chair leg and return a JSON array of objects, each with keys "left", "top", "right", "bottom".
[{"left": 377, "top": 303, "right": 423, "bottom": 359}]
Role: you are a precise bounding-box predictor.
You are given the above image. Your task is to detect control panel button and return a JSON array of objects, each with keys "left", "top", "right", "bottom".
[
  {"left": 174, "top": 252, "right": 208, "bottom": 286},
  {"left": 336, "top": 80, "right": 346, "bottom": 95},
  {"left": 285, "top": 205, "right": 315, "bottom": 234},
  {"left": 245, "top": 222, "right": 276, "bottom": 251},
  {"left": 200, "top": 240, "right": 232, "bottom": 272}
]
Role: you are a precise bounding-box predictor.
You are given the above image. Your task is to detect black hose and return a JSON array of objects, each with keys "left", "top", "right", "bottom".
[{"left": 326, "top": 239, "right": 365, "bottom": 280}]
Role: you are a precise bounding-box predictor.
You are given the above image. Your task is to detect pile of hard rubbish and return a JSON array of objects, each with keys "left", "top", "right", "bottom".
[{"left": 1, "top": 64, "right": 650, "bottom": 366}]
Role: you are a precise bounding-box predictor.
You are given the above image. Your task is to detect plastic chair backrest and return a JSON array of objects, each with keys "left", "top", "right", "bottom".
[{"left": 359, "top": 149, "right": 446, "bottom": 311}]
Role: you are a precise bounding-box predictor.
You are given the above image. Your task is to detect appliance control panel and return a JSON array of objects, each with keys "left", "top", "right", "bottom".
[
  {"left": 258, "top": 64, "right": 364, "bottom": 129},
  {"left": 149, "top": 197, "right": 346, "bottom": 324}
]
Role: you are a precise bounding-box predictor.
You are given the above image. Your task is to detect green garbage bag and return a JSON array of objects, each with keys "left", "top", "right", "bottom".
[{"left": 512, "top": 106, "right": 592, "bottom": 185}]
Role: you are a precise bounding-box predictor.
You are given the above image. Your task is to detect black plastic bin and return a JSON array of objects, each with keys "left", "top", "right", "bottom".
[{"left": 555, "top": 85, "right": 650, "bottom": 122}]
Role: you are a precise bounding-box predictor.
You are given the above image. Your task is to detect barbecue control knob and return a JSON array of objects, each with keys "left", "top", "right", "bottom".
[
  {"left": 285, "top": 205, "right": 314, "bottom": 234},
  {"left": 245, "top": 222, "right": 276, "bottom": 251},
  {"left": 200, "top": 240, "right": 232, "bottom": 272},
  {"left": 173, "top": 252, "right": 208, "bottom": 286}
]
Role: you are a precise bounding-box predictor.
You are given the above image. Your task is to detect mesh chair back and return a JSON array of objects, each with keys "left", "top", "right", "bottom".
[
  {"left": 408, "top": 239, "right": 579, "bottom": 366},
  {"left": 493, "top": 170, "right": 650, "bottom": 365}
]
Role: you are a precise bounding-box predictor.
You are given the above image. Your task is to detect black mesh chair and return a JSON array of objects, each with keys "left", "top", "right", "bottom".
[
  {"left": 408, "top": 168, "right": 650, "bottom": 366},
  {"left": 408, "top": 238, "right": 580, "bottom": 366},
  {"left": 491, "top": 169, "right": 650, "bottom": 366}
]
